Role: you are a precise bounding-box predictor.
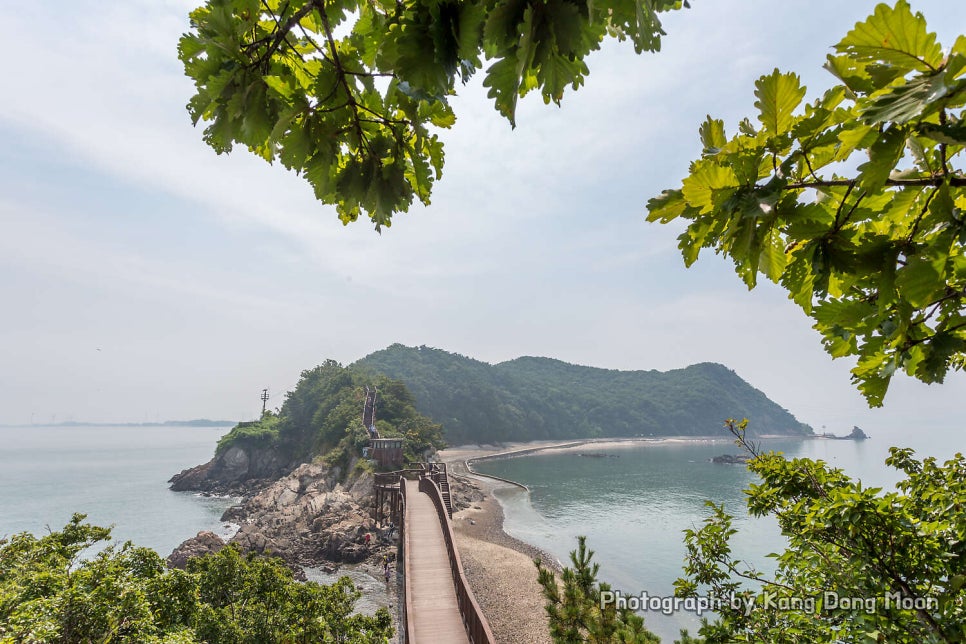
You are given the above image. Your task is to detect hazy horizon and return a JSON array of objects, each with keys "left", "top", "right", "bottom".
[{"left": 4, "top": 1, "right": 966, "bottom": 445}]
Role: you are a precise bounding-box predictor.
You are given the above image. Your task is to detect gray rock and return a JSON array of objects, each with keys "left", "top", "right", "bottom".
[
  {"left": 167, "top": 531, "right": 226, "bottom": 569},
  {"left": 223, "top": 462, "right": 381, "bottom": 567}
]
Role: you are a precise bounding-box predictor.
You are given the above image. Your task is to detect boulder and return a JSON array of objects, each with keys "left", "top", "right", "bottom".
[{"left": 167, "top": 531, "right": 226, "bottom": 569}]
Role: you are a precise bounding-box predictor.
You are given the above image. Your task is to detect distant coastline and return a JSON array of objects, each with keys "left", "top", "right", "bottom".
[{"left": 0, "top": 419, "right": 236, "bottom": 428}]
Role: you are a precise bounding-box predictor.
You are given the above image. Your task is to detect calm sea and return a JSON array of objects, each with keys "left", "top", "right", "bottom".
[
  {"left": 0, "top": 423, "right": 390, "bottom": 615},
  {"left": 0, "top": 424, "right": 237, "bottom": 555},
  {"left": 473, "top": 427, "right": 965, "bottom": 642},
  {"left": 2, "top": 424, "right": 961, "bottom": 640}
]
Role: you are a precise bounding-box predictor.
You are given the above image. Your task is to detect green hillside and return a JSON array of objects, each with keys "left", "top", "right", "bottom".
[
  {"left": 355, "top": 345, "right": 812, "bottom": 444},
  {"left": 216, "top": 360, "right": 445, "bottom": 472}
]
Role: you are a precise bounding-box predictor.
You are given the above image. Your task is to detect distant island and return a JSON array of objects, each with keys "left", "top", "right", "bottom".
[
  {"left": 355, "top": 344, "right": 813, "bottom": 444},
  {"left": 816, "top": 425, "right": 869, "bottom": 440},
  {"left": 2, "top": 419, "right": 236, "bottom": 428}
]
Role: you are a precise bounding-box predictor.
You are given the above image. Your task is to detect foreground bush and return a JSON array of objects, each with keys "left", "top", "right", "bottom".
[{"left": 0, "top": 514, "right": 392, "bottom": 643}]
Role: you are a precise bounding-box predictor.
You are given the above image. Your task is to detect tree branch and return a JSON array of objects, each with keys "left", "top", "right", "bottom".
[
  {"left": 784, "top": 177, "right": 966, "bottom": 190},
  {"left": 312, "top": 0, "right": 369, "bottom": 154},
  {"left": 251, "top": 1, "right": 315, "bottom": 69},
  {"left": 906, "top": 186, "right": 940, "bottom": 243}
]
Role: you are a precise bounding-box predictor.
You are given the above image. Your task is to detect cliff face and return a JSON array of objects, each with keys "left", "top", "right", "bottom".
[{"left": 169, "top": 444, "right": 290, "bottom": 495}]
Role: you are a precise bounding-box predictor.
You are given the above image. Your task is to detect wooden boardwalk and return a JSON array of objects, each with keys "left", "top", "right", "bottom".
[{"left": 403, "top": 478, "right": 471, "bottom": 644}]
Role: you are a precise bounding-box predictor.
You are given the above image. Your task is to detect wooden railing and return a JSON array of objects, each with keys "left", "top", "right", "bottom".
[
  {"left": 424, "top": 462, "right": 453, "bottom": 516},
  {"left": 417, "top": 475, "right": 495, "bottom": 644},
  {"left": 399, "top": 474, "right": 417, "bottom": 644}
]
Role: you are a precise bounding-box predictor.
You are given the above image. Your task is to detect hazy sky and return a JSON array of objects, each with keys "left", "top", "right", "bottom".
[{"left": 3, "top": 1, "right": 965, "bottom": 439}]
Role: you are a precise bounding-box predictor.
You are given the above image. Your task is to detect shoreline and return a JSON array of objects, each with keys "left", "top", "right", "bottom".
[
  {"left": 437, "top": 435, "right": 809, "bottom": 643},
  {"left": 437, "top": 437, "right": 727, "bottom": 643},
  {"left": 445, "top": 464, "right": 556, "bottom": 644}
]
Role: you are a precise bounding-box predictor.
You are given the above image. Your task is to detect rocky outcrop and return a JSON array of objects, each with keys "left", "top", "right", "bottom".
[
  {"left": 219, "top": 461, "right": 391, "bottom": 567},
  {"left": 168, "top": 432, "right": 398, "bottom": 568},
  {"left": 169, "top": 445, "right": 289, "bottom": 495},
  {"left": 817, "top": 425, "right": 870, "bottom": 440},
  {"left": 168, "top": 530, "right": 308, "bottom": 580},
  {"left": 167, "top": 531, "right": 227, "bottom": 569},
  {"left": 711, "top": 453, "right": 751, "bottom": 464},
  {"left": 449, "top": 474, "right": 485, "bottom": 512}
]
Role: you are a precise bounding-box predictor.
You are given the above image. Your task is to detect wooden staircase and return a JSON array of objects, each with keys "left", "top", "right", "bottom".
[{"left": 438, "top": 473, "right": 453, "bottom": 517}]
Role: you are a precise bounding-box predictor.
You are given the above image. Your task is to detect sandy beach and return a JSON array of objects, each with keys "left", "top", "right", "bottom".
[
  {"left": 439, "top": 442, "right": 586, "bottom": 644},
  {"left": 437, "top": 436, "right": 745, "bottom": 643},
  {"left": 449, "top": 476, "right": 554, "bottom": 644}
]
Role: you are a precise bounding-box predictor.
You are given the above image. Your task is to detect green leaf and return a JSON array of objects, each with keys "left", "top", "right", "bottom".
[
  {"left": 759, "top": 229, "right": 786, "bottom": 282},
  {"left": 860, "top": 69, "right": 966, "bottom": 124},
  {"left": 856, "top": 125, "right": 905, "bottom": 192},
  {"left": 483, "top": 55, "right": 522, "bottom": 126},
  {"left": 918, "top": 121, "right": 966, "bottom": 146},
  {"left": 263, "top": 75, "right": 294, "bottom": 101},
  {"left": 456, "top": 0, "right": 486, "bottom": 73},
  {"left": 646, "top": 189, "right": 688, "bottom": 223},
  {"left": 837, "top": 0, "right": 944, "bottom": 75},
  {"left": 632, "top": 0, "right": 666, "bottom": 54},
  {"left": 895, "top": 255, "right": 944, "bottom": 308},
  {"left": 754, "top": 69, "right": 807, "bottom": 136},
  {"left": 681, "top": 162, "right": 738, "bottom": 214},
  {"left": 698, "top": 116, "right": 726, "bottom": 154},
  {"left": 851, "top": 349, "right": 891, "bottom": 407},
  {"left": 781, "top": 252, "right": 815, "bottom": 313}
]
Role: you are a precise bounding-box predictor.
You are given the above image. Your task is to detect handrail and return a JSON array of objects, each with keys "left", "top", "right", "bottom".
[
  {"left": 399, "top": 475, "right": 417, "bottom": 644},
  {"left": 417, "top": 475, "right": 495, "bottom": 644}
]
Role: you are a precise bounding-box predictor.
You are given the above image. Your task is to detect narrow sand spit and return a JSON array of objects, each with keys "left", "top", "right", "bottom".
[
  {"left": 436, "top": 436, "right": 740, "bottom": 643},
  {"left": 448, "top": 471, "right": 555, "bottom": 644}
]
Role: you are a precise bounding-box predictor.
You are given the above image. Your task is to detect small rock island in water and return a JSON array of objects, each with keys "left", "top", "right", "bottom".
[
  {"left": 710, "top": 453, "right": 752, "bottom": 465},
  {"left": 817, "top": 425, "right": 870, "bottom": 440}
]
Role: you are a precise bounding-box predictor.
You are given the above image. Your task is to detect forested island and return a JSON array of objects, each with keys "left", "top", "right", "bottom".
[
  {"left": 355, "top": 344, "right": 812, "bottom": 443},
  {"left": 166, "top": 344, "right": 810, "bottom": 571},
  {"left": 2, "top": 419, "right": 236, "bottom": 428}
]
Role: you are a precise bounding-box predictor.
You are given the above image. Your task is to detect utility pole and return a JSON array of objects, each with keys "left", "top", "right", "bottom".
[{"left": 261, "top": 388, "right": 269, "bottom": 415}]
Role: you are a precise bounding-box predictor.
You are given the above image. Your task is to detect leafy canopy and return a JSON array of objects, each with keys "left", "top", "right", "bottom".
[
  {"left": 675, "top": 420, "right": 966, "bottom": 644},
  {"left": 179, "top": 0, "right": 688, "bottom": 229},
  {"left": 0, "top": 514, "right": 392, "bottom": 643},
  {"left": 647, "top": 1, "right": 966, "bottom": 406}
]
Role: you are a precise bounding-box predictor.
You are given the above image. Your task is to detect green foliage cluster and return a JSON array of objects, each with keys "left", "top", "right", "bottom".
[
  {"left": 356, "top": 344, "right": 811, "bottom": 444},
  {"left": 674, "top": 420, "right": 966, "bottom": 643},
  {"left": 179, "top": 0, "right": 688, "bottom": 228},
  {"left": 215, "top": 412, "right": 281, "bottom": 454},
  {"left": 0, "top": 515, "right": 392, "bottom": 643},
  {"left": 648, "top": 1, "right": 966, "bottom": 406},
  {"left": 536, "top": 536, "right": 661, "bottom": 643},
  {"left": 217, "top": 359, "right": 445, "bottom": 470}
]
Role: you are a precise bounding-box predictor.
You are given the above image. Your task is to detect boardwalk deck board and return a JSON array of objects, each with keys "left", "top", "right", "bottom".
[{"left": 404, "top": 479, "right": 471, "bottom": 644}]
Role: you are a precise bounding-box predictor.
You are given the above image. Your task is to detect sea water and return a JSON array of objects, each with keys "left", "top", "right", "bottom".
[
  {"left": 0, "top": 424, "right": 237, "bottom": 555},
  {"left": 0, "top": 424, "right": 388, "bottom": 616},
  {"left": 473, "top": 428, "right": 964, "bottom": 641}
]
